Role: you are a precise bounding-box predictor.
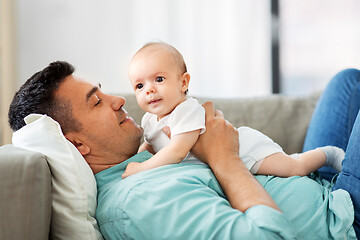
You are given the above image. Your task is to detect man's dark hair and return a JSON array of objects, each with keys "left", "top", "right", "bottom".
[{"left": 8, "top": 61, "right": 82, "bottom": 134}]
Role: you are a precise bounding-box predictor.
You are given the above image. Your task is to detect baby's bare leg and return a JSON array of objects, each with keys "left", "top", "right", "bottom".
[{"left": 256, "top": 149, "right": 327, "bottom": 177}]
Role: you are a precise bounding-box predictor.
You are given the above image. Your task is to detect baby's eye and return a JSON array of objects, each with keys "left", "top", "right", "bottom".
[
  {"left": 136, "top": 83, "right": 143, "bottom": 89},
  {"left": 156, "top": 77, "right": 164, "bottom": 82}
]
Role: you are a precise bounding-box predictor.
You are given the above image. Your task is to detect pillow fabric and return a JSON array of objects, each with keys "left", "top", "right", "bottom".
[{"left": 12, "top": 114, "right": 103, "bottom": 240}]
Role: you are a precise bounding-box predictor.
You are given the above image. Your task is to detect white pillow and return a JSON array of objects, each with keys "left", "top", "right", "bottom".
[{"left": 12, "top": 114, "right": 103, "bottom": 240}]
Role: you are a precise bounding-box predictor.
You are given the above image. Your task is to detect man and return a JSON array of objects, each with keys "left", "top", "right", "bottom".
[{"left": 8, "top": 61, "right": 358, "bottom": 239}]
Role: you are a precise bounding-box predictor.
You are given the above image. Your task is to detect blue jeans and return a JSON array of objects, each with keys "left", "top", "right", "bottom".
[{"left": 303, "top": 68, "right": 360, "bottom": 238}]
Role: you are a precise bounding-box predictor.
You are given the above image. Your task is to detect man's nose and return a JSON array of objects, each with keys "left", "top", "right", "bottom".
[{"left": 111, "top": 96, "right": 126, "bottom": 110}]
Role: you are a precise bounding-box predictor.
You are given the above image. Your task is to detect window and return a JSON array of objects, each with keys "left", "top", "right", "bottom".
[
  {"left": 17, "top": 0, "right": 359, "bottom": 100},
  {"left": 279, "top": 0, "right": 360, "bottom": 94}
]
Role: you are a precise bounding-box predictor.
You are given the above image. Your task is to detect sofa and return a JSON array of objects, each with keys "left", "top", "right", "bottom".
[{"left": 0, "top": 92, "right": 320, "bottom": 239}]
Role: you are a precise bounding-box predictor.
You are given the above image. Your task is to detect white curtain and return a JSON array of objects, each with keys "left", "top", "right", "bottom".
[{"left": 18, "top": 0, "right": 271, "bottom": 98}]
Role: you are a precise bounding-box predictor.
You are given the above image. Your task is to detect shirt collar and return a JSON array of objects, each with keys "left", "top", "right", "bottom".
[{"left": 95, "top": 151, "right": 153, "bottom": 189}]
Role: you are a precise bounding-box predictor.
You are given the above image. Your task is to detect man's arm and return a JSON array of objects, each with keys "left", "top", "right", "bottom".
[{"left": 191, "top": 102, "right": 280, "bottom": 212}]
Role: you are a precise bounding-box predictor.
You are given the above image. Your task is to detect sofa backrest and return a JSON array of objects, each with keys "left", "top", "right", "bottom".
[{"left": 122, "top": 93, "right": 320, "bottom": 154}]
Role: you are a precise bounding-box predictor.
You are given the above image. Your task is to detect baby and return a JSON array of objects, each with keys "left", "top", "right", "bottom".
[{"left": 122, "top": 42, "right": 344, "bottom": 179}]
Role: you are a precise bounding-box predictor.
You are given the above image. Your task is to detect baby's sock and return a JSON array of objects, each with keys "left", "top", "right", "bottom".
[{"left": 317, "top": 146, "right": 345, "bottom": 172}]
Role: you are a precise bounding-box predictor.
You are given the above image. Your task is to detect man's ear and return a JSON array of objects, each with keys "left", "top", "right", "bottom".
[
  {"left": 64, "top": 132, "right": 90, "bottom": 156},
  {"left": 181, "top": 72, "right": 190, "bottom": 93}
]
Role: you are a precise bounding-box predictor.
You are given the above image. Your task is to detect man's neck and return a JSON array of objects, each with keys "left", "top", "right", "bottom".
[{"left": 85, "top": 154, "right": 134, "bottom": 174}]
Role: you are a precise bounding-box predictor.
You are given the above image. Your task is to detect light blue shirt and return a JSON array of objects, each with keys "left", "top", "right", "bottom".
[{"left": 95, "top": 151, "right": 356, "bottom": 239}]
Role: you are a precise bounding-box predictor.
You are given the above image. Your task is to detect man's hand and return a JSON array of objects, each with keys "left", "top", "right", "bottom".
[
  {"left": 191, "top": 102, "right": 239, "bottom": 167},
  {"left": 191, "top": 102, "right": 280, "bottom": 213}
]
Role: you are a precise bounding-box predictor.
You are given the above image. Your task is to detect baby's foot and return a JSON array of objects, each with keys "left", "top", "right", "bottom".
[{"left": 317, "top": 146, "right": 345, "bottom": 172}]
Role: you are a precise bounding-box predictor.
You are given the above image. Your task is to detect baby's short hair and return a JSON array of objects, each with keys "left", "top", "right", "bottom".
[{"left": 137, "top": 41, "right": 187, "bottom": 75}]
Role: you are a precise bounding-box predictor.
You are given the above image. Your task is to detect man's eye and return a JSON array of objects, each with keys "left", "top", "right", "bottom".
[
  {"left": 95, "top": 99, "right": 102, "bottom": 106},
  {"left": 156, "top": 77, "right": 164, "bottom": 82},
  {"left": 136, "top": 83, "right": 143, "bottom": 89}
]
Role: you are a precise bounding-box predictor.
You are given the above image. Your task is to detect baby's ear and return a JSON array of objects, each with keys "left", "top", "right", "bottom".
[{"left": 181, "top": 72, "right": 190, "bottom": 93}]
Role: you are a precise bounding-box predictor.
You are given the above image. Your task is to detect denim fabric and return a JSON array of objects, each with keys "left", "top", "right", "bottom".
[{"left": 303, "top": 68, "right": 360, "bottom": 238}]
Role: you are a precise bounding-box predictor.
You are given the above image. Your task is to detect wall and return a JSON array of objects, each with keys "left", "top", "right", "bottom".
[{"left": 0, "top": 0, "right": 17, "bottom": 144}]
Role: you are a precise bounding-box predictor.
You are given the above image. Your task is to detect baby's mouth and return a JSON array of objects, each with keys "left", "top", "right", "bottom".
[{"left": 149, "top": 99, "right": 161, "bottom": 104}]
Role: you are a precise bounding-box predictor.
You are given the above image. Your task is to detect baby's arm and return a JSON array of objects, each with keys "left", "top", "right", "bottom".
[
  {"left": 138, "top": 142, "right": 155, "bottom": 154},
  {"left": 122, "top": 129, "right": 201, "bottom": 178},
  {"left": 256, "top": 149, "right": 327, "bottom": 177}
]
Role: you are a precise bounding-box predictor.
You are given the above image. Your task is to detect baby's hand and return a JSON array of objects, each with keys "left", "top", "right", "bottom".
[
  {"left": 162, "top": 126, "right": 171, "bottom": 138},
  {"left": 122, "top": 162, "right": 142, "bottom": 179}
]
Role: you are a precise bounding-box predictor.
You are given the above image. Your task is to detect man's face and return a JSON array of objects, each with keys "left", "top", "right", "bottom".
[{"left": 55, "top": 75, "right": 143, "bottom": 169}]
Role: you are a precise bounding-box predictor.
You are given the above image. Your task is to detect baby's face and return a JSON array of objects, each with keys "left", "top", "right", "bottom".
[{"left": 129, "top": 46, "right": 188, "bottom": 119}]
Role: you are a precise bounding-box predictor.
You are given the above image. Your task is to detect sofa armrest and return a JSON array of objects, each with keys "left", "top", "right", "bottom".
[{"left": 0, "top": 144, "right": 51, "bottom": 240}]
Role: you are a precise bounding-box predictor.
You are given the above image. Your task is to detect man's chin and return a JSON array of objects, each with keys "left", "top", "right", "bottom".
[
  {"left": 129, "top": 117, "right": 142, "bottom": 130},
  {"left": 135, "top": 127, "right": 144, "bottom": 143}
]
